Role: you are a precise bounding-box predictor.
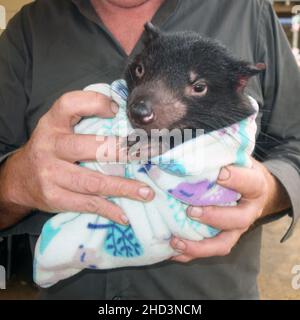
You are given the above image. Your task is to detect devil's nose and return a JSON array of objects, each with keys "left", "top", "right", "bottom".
[{"left": 129, "top": 101, "right": 155, "bottom": 124}]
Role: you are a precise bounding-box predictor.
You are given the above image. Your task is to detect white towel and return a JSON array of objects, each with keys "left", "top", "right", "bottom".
[{"left": 34, "top": 79, "right": 258, "bottom": 288}]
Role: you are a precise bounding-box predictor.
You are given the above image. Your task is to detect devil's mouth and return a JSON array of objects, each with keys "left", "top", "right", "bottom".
[
  {"left": 127, "top": 111, "right": 157, "bottom": 130},
  {"left": 142, "top": 112, "right": 155, "bottom": 123}
]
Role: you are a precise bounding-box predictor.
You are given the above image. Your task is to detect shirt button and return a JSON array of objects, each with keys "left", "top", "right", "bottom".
[{"left": 112, "top": 295, "right": 122, "bottom": 300}]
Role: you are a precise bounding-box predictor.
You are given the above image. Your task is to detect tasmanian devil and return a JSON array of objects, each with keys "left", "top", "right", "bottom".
[{"left": 124, "top": 23, "right": 265, "bottom": 143}]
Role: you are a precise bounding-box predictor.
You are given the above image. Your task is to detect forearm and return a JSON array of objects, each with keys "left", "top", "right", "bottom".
[{"left": 0, "top": 152, "right": 33, "bottom": 230}]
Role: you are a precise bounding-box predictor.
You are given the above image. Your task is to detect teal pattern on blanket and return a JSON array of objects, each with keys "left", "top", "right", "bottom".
[
  {"left": 236, "top": 118, "right": 249, "bottom": 166},
  {"left": 104, "top": 223, "right": 143, "bottom": 257},
  {"left": 39, "top": 222, "right": 61, "bottom": 255},
  {"left": 33, "top": 79, "right": 259, "bottom": 288},
  {"left": 104, "top": 191, "right": 143, "bottom": 258},
  {"left": 156, "top": 159, "right": 186, "bottom": 176}
]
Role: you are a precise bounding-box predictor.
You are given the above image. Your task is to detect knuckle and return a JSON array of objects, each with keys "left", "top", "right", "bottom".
[
  {"left": 92, "top": 92, "right": 105, "bottom": 107},
  {"left": 85, "top": 198, "right": 101, "bottom": 214},
  {"left": 57, "top": 134, "right": 81, "bottom": 156},
  {"left": 38, "top": 167, "right": 50, "bottom": 182},
  {"left": 70, "top": 172, "right": 81, "bottom": 189},
  {"left": 30, "top": 148, "right": 44, "bottom": 164},
  {"left": 114, "top": 180, "right": 131, "bottom": 197},
  {"left": 58, "top": 93, "right": 72, "bottom": 109},
  {"left": 254, "top": 172, "right": 268, "bottom": 196},
  {"left": 53, "top": 134, "right": 65, "bottom": 154},
  {"left": 84, "top": 198, "right": 115, "bottom": 218},
  {"left": 99, "top": 201, "right": 115, "bottom": 217},
  {"left": 96, "top": 178, "right": 109, "bottom": 195},
  {"left": 218, "top": 245, "right": 232, "bottom": 257},
  {"left": 69, "top": 136, "right": 84, "bottom": 155},
  {"left": 36, "top": 114, "right": 48, "bottom": 128},
  {"left": 62, "top": 135, "right": 74, "bottom": 152},
  {"left": 237, "top": 213, "right": 252, "bottom": 229},
  {"left": 83, "top": 176, "right": 102, "bottom": 194},
  {"left": 48, "top": 194, "right": 61, "bottom": 207},
  {"left": 184, "top": 256, "right": 193, "bottom": 263},
  {"left": 43, "top": 185, "right": 59, "bottom": 206},
  {"left": 28, "top": 135, "right": 52, "bottom": 160},
  {"left": 38, "top": 164, "right": 59, "bottom": 193},
  {"left": 28, "top": 137, "right": 47, "bottom": 159}
]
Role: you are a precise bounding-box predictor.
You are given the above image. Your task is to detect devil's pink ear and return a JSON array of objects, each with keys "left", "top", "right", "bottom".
[
  {"left": 144, "top": 22, "right": 161, "bottom": 45},
  {"left": 236, "top": 63, "right": 266, "bottom": 92}
]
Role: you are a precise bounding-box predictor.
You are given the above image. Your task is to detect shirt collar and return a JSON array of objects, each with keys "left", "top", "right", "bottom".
[{"left": 72, "top": 0, "right": 100, "bottom": 25}]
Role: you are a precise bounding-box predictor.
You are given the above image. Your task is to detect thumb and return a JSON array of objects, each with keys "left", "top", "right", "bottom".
[{"left": 217, "top": 165, "right": 264, "bottom": 199}]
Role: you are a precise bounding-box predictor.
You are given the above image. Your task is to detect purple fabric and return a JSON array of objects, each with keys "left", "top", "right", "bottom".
[{"left": 168, "top": 180, "right": 239, "bottom": 206}]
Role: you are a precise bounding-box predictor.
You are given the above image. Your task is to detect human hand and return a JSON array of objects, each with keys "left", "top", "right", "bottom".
[
  {"left": 170, "top": 158, "right": 291, "bottom": 262},
  {"left": 0, "top": 91, "right": 154, "bottom": 227}
]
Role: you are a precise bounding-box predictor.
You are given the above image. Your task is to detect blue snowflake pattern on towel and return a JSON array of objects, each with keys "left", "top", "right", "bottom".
[
  {"left": 85, "top": 218, "right": 143, "bottom": 258},
  {"left": 104, "top": 223, "right": 143, "bottom": 257}
]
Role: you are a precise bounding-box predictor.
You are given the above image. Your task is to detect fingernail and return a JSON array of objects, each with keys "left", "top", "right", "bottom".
[
  {"left": 188, "top": 207, "right": 203, "bottom": 219},
  {"left": 138, "top": 187, "right": 153, "bottom": 200},
  {"left": 110, "top": 101, "right": 119, "bottom": 114},
  {"left": 175, "top": 239, "right": 186, "bottom": 252},
  {"left": 121, "top": 214, "right": 129, "bottom": 225},
  {"left": 218, "top": 167, "right": 231, "bottom": 181}
]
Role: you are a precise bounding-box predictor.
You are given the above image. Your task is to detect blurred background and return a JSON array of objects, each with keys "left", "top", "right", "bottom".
[{"left": 0, "top": 0, "right": 300, "bottom": 300}]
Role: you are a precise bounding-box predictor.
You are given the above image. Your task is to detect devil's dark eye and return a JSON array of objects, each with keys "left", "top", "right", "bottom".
[
  {"left": 135, "top": 63, "right": 145, "bottom": 78},
  {"left": 186, "top": 73, "right": 208, "bottom": 97},
  {"left": 193, "top": 83, "right": 207, "bottom": 93},
  {"left": 185, "top": 79, "right": 208, "bottom": 97}
]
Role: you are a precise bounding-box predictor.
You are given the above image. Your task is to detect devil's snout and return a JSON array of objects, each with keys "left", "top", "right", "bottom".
[{"left": 128, "top": 100, "right": 155, "bottom": 125}]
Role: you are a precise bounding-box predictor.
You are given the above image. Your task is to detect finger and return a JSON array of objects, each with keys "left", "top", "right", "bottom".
[
  {"left": 170, "top": 254, "right": 194, "bottom": 263},
  {"left": 217, "top": 164, "right": 266, "bottom": 199},
  {"left": 187, "top": 200, "right": 259, "bottom": 230},
  {"left": 54, "top": 134, "right": 128, "bottom": 162},
  {"left": 54, "top": 160, "right": 155, "bottom": 202},
  {"left": 48, "top": 187, "right": 129, "bottom": 225},
  {"left": 170, "top": 230, "right": 242, "bottom": 258},
  {"left": 49, "top": 91, "right": 118, "bottom": 129}
]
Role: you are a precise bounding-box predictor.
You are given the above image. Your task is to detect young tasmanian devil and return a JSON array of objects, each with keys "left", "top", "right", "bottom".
[{"left": 124, "top": 23, "right": 265, "bottom": 143}]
